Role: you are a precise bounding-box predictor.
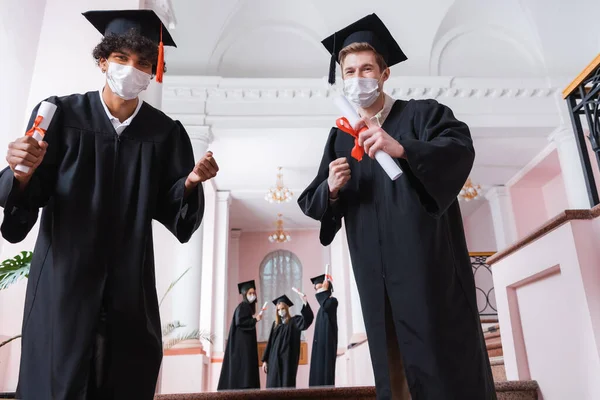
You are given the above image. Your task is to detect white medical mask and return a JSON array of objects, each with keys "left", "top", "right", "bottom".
[
  {"left": 106, "top": 62, "right": 151, "bottom": 100},
  {"left": 278, "top": 309, "right": 287, "bottom": 318},
  {"left": 247, "top": 294, "right": 256, "bottom": 303},
  {"left": 343, "top": 77, "right": 381, "bottom": 108}
]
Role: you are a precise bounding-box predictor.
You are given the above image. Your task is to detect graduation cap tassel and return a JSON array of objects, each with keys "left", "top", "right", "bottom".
[
  {"left": 156, "top": 24, "right": 165, "bottom": 83},
  {"left": 328, "top": 33, "right": 337, "bottom": 85}
]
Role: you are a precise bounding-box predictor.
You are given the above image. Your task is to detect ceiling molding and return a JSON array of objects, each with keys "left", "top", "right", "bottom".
[{"left": 162, "top": 75, "right": 562, "bottom": 131}]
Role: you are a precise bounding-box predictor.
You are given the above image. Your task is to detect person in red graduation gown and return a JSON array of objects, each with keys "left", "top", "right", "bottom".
[
  {"left": 298, "top": 13, "right": 496, "bottom": 400},
  {"left": 0, "top": 9, "right": 218, "bottom": 400}
]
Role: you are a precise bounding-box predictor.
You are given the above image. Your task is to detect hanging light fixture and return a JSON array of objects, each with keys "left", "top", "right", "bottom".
[
  {"left": 268, "top": 213, "right": 291, "bottom": 243},
  {"left": 265, "top": 167, "right": 293, "bottom": 203},
  {"left": 458, "top": 178, "right": 482, "bottom": 202}
]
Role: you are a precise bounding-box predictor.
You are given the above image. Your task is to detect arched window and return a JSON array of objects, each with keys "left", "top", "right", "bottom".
[{"left": 258, "top": 250, "right": 303, "bottom": 341}]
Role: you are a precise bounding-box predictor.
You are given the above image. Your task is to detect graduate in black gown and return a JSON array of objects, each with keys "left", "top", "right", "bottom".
[
  {"left": 308, "top": 274, "right": 338, "bottom": 387},
  {"left": 262, "top": 294, "right": 314, "bottom": 388},
  {"left": 0, "top": 10, "right": 219, "bottom": 400},
  {"left": 298, "top": 14, "right": 496, "bottom": 400},
  {"left": 217, "top": 280, "right": 262, "bottom": 390}
]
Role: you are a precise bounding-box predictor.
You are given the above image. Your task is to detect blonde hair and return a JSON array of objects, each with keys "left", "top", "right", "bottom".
[
  {"left": 338, "top": 42, "right": 388, "bottom": 73},
  {"left": 275, "top": 303, "right": 291, "bottom": 326}
]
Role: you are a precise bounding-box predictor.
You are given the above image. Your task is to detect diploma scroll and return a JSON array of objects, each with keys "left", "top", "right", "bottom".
[
  {"left": 16, "top": 101, "right": 57, "bottom": 174},
  {"left": 333, "top": 95, "right": 402, "bottom": 181},
  {"left": 324, "top": 264, "right": 333, "bottom": 282},
  {"left": 292, "top": 287, "right": 306, "bottom": 298},
  {"left": 258, "top": 301, "right": 268, "bottom": 316}
]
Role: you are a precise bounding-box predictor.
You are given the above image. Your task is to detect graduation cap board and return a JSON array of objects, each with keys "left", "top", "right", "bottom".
[
  {"left": 311, "top": 274, "right": 334, "bottom": 292},
  {"left": 82, "top": 9, "right": 177, "bottom": 83},
  {"left": 238, "top": 280, "right": 256, "bottom": 294},
  {"left": 310, "top": 274, "right": 327, "bottom": 286},
  {"left": 321, "top": 13, "right": 407, "bottom": 85},
  {"left": 273, "top": 294, "right": 294, "bottom": 307}
]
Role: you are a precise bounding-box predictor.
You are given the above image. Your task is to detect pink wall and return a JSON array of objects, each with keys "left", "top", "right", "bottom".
[
  {"left": 492, "top": 217, "right": 600, "bottom": 399},
  {"left": 542, "top": 174, "right": 569, "bottom": 217},
  {"left": 463, "top": 201, "right": 497, "bottom": 252},
  {"left": 510, "top": 149, "right": 569, "bottom": 239},
  {"left": 224, "top": 229, "right": 326, "bottom": 389},
  {"left": 510, "top": 187, "right": 549, "bottom": 239}
]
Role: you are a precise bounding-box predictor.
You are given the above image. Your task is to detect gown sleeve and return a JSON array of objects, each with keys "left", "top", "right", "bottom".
[
  {"left": 0, "top": 98, "right": 61, "bottom": 243},
  {"left": 154, "top": 120, "right": 205, "bottom": 243},
  {"left": 297, "top": 128, "right": 345, "bottom": 246},
  {"left": 397, "top": 100, "right": 475, "bottom": 218},
  {"left": 323, "top": 297, "right": 338, "bottom": 316},
  {"left": 235, "top": 303, "right": 257, "bottom": 332},
  {"left": 292, "top": 303, "right": 315, "bottom": 331},
  {"left": 262, "top": 322, "right": 276, "bottom": 362}
]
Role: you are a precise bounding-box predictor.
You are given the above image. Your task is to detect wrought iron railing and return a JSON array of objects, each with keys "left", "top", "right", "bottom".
[
  {"left": 470, "top": 252, "right": 497, "bottom": 319},
  {"left": 563, "top": 53, "right": 600, "bottom": 206}
]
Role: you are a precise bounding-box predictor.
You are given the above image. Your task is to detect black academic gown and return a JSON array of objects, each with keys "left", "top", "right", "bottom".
[
  {"left": 308, "top": 291, "right": 338, "bottom": 387},
  {"left": 262, "top": 303, "right": 314, "bottom": 388},
  {"left": 0, "top": 92, "right": 204, "bottom": 400},
  {"left": 298, "top": 99, "right": 497, "bottom": 400},
  {"left": 217, "top": 301, "right": 260, "bottom": 390}
]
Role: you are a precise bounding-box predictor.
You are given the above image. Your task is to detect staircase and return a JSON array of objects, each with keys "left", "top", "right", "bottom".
[{"left": 154, "top": 382, "right": 539, "bottom": 400}]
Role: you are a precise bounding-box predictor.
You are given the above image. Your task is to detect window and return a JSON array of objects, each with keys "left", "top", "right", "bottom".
[{"left": 258, "top": 250, "right": 303, "bottom": 341}]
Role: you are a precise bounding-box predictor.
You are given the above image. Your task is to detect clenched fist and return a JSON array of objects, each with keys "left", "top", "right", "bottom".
[
  {"left": 6, "top": 136, "right": 48, "bottom": 184},
  {"left": 328, "top": 157, "right": 350, "bottom": 198},
  {"left": 185, "top": 151, "right": 219, "bottom": 189}
]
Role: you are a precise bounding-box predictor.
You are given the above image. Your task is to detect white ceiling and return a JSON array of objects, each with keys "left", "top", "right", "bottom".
[{"left": 162, "top": 0, "right": 600, "bottom": 231}]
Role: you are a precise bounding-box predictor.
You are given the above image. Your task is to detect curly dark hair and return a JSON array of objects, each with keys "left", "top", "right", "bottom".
[{"left": 92, "top": 30, "right": 166, "bottom": 75}]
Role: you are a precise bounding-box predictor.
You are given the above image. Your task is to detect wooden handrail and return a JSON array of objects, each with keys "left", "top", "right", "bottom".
[
  {"left": 563, "top": 53, "right": 600, "bottom": 99},
  {"left": 487, "top": 204, "right": 600, "bottom": 265}
]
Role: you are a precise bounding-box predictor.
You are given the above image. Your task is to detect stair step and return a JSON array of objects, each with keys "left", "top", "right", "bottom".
[
  {"left": 490, "top": 356, "right": 506, "bottom": 382},
  {"left": 153, "top": 381, "right": 539, "bottom": 400}
]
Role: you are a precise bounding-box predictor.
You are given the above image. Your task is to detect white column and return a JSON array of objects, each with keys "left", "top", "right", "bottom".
[
  {"left": 199, "top": 182, "right": 217, "bottom": 352},
  {"left": 548, "top": 125, "right": 592, "bottom": 209},
  {"left": 485, "top": 187, "right": 518, "bottom": 250},
  {"left": 212, "top": 191, "right": 232, "bottom": 354},
  {"left": 226, "top": 229, "right": 242, "bottom": 329},
  {"left": 0, "top": 0, "right": 47, "bottom": 166},
  {"left": 169, "top": 127, "right": 212, "bottom": 346}
]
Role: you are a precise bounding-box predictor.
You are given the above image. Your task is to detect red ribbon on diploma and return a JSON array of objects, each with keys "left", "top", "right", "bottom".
[
  {"left": 26, "top": 116, "right": 46, "bottom": 139},
  {"left": 325, "top": 274, "right": 334, "bottom": 283},
  {"left": 336, "top": 117, "right": 368, "bottom": 161}
]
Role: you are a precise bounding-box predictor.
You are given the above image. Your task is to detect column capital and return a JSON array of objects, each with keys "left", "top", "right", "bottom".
[
  {"left": 485, "top": 186, "right": 511, "bottom": 202},
  {"left": 548, "top": 125, "right": 575, "bottom": 145},
  {"left": 216, "top": 190, "right": 232, "bottom": 205},
  {"left": 230, "top": 229, "right": 242, "bottom": 239}
]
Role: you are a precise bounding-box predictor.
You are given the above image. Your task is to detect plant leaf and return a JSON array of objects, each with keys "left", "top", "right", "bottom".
[
  {"left": 0, "top": 334, "right": 21, "bottom": 348},
  {"left": 0, "top": 251, "right": 32, "bottom": 291},
  {"left": 158, "top": 267, "right": 191, "bottom": 308},
  {"left": 161, "top": 320, "right": 185, "bottom": 337},
  {"left": 163, "top": 329, "right": 214, "bottom": 350}
]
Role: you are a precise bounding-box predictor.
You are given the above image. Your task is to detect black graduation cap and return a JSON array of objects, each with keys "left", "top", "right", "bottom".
[
  {"left": 272, "top": 294, "right": 294, "bottom": 307},
  {"left": 237, "top": 280, "right": 256, "bottom": 294},
  {"left": 82, "top": 9, "right": 176, "bottom": 82},
  {"left": 311, "top": 274, "right": 334, "bottom": 292},
  {"left": 310, "top": 274, "right": 326, "bottom": 285},
  {"left": 321, "top": 13, "right": 407, "bottom": 85}
]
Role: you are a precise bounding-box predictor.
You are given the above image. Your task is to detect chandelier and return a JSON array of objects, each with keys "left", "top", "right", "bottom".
[
  {"left": 268, "top": 213, "right": 291, "bottom": 243},
  {"left": 265, "top": 167, "right": 293, "bottom": 203},
  {"left": 458, "top": 178, "right": 482, "bottom": 201}
]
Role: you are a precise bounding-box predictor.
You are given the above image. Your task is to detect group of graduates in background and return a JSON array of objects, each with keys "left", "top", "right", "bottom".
[{"left": 217, "top": 274, "right": 338, "bottom": 390}]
